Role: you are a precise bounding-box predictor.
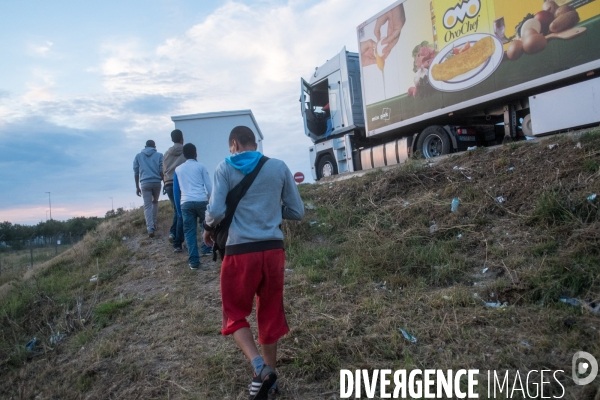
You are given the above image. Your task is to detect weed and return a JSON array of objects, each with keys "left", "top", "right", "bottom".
[
  {"left": 583, "top": 158, "right": 599, "bottom": 173},
  {"left": 532, "top": 240, "right": 558, "bottom": 257},
  {"left": 75, "top": 371, "right": 95, "bottom": 392},
  {"left": 92, "top": 299, "right": 131, "bottom": 328},
  {"left": 531, "top": 191, "right": 574, "bottom": 226},
  {"left": 91, "top": 238, "right": 116, "bottom": 258}
]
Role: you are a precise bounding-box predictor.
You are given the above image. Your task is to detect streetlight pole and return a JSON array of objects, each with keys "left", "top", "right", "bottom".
[
  {"left": 46, "top": 210, "right": 49, "bottom": 221},
  {"left": 109, "top": 197, "right": 114, "bottom": 211},
  {"left": 45, "top": 192, "right": 52, "bottom": 220}
]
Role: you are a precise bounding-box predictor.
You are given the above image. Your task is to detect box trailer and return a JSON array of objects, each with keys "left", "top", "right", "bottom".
[
  {"left": 171, "top": 110, "right": 264, "bottom": 177},
  {"left": 301, "top": 0, "right": 600, "bottom": 180}
]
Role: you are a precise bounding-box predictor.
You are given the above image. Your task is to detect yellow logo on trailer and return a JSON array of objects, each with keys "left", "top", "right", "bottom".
[
  {"left": 443, "top": 0, "right": 481, "bottom": 29},
  {"left": 432, "top": 0, "right": 494, "bottom": 48}
]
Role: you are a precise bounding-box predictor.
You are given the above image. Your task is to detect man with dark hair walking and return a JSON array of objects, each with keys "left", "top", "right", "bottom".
[
  {"left": 174, "top": 143, "right": 212, "bottom": 270},
  {"left": 203, "top": 126, "right": 304, "bottom": 399},
  {"left": 163, "top": 129, "right": 186, "bottom": 252},
  {"left": 133, "top": 140, "right": 163, "bottom": 238}
]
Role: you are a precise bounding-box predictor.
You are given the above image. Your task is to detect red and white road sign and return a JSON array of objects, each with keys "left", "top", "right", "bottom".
[{"left": 293, "top": 172, "right": 305, "bottom": 183}]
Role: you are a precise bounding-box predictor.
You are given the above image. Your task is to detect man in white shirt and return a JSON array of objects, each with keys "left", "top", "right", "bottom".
[{"left": 173, "top": 143, "right": 212, "bottom": 270}]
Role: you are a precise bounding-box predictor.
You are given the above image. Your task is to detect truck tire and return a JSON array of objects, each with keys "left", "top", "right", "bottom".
[
  {"left": 317, "top": 154, "right": 338, "bottom": 180},
  {"left": 522, "top": 114, "right": 533, "bottom": 137},
  {"left": 416, "top": 126, "right": 451, "bottom": 158}
]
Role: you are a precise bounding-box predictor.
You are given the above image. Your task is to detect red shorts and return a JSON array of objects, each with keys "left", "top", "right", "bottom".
[{"left": 220, "top": 248, "right": 289, "bottom": 344}]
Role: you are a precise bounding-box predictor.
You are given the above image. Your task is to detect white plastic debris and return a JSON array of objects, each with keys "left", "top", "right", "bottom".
[
  {"left": 398, "top": 328, "right": 417, "bottom": 343},
  {"left": 457, "top": 234, "right": 463, "bottom": 239},
  {"left": 496, "top": 196, "right": 506, "bottom": 203},
  {"left": 588, "top": 194, "right": 597, "bottom": 202},
  {"left": 430, "top": 224, "right": 439, "bottom": 234},
  {"left": 559, "top": 296, "right": 580, "bottom": 307},
  {"left": 467, "top": 146, "right": 477, "bottom": 151},
  {"left": 485, "top": 301, "right": 508, "bottom": 308},
  {"left": 575, "top": 142, "right": 582, "bottom": 149},
  {"left": 403, "top": 201, "right": 410, "bottom": 207},
  {"left": 305, "top": 203, "right": 316, "bottom": 210},
  {"left": 89, "top": 275, "right": 98, "bottom": 282},
  {"left": 508, "top": 167, "right": 515, "bottom": 171},
  {"left": 482, "top": 267, "right": 488, "bottom": 274},
  {"left": 548, "top": 144, "right": 559, "bottom": 150},
  {"left": 50, "top": 332, "right": 66, "bottom": 345},
  {"left": 122, "top": 236, "right": 127, "bottom": 241},
  {"left": 309, "top": 221, "right": 318, "bottom": 226},
  {"left": 453, "top": 166, "right": 465, "bottom": 170},
  {"left": 520, "top": 341, "right": 532, "bottom": 347}
]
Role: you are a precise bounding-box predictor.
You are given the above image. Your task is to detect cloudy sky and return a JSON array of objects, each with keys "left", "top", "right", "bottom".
[{"left": 0, "top": 0, "right": 395, "bottom": 224}]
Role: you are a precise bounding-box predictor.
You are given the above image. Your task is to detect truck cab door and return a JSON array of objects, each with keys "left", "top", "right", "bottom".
[
  {"left": 300, "top": 78, "right": 315, "bottom": 140},
  {"left": 328, "top": 71, "right": 344, "bottom": 132}
]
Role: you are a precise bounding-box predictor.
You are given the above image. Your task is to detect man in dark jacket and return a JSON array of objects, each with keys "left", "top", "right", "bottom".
[
  {"left": 203, "top": 126, "right": 304, "bottom": 400},
  {"left": 133, "top": 140, "right": 163, "bottom": 237},
  {"left": 163, "top": 129, "right": 186, "bottom": 251}
]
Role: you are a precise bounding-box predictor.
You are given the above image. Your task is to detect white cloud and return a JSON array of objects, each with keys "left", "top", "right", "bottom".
[
  {"left": 1, "top": 0, "right": 398, "bottom": 221},
  {"left": 29, "top": 40, "right": 53, "bottom": 57},
  {"left": 21, "top": 68, "right": 56, "bottom": 104},
  {"left": 93, "top": 0, "right": 394, "bottom": 170}
]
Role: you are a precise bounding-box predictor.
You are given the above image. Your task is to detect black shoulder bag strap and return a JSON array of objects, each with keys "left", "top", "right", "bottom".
[{"left": 212, "top": 156, "right": 269, "bottom": 260}]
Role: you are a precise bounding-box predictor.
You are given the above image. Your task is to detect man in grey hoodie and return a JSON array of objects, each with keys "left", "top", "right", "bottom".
[
  {"left": 133, "top": 140, "right": 164, "bottom": 237},
  {"left": 162, "top": 129, "right": 186, "bottom": 250},
  {"left": 203, "top": 126, "right": 304, "bottom": 400}
]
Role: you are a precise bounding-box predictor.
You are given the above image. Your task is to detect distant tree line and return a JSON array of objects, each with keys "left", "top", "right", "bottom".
[{"left": 0, "top": 207, "right": 126, "bottom": 251}]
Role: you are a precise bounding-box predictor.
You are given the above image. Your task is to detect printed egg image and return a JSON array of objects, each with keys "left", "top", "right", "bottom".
[
  {"left": 375, "top": 52, "right": 385, "bottom": 70},
  {"left": 520, "top": 18, "right": 542, "bottom": 37},
  {"left": 443, "top": 0, "right": 480, "bottom": 29},
  {"left": 542, "top": 0, "right": 559, "bottom": 15},
  {"left": 522, "top": 28, "right": 539, "bottom": 38},
  {"left": 507, "top": 40, "right": 524, "bottom": 60},
  {"left": 523, "top": 32, "right": 547, "bottom": 54}
]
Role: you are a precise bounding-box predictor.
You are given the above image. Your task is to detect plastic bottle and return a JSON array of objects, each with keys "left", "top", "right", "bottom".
[{"left": 451, "top": 198, "right": 460, "bottom": 212}]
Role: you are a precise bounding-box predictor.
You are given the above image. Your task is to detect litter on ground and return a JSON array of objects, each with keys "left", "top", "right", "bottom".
[
  {"left": 50, "top": 332, "right": 67, "bottom": 345},
  {"left": 559, "top": 296, "right": 580, "bottom": 307},
  {"left": 451, "top": 198, "right": 460, "bottom": 212},
  {"left": 398, "top": 328, "right": 417, "bottom": 343},
  {"left": 485, "top": 301, "right": 508, "bottom": 308}
]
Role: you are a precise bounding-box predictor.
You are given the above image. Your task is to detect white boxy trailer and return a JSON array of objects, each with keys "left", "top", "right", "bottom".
[{"left": 171, "top": 110, "right": 264, "bottom": 177}]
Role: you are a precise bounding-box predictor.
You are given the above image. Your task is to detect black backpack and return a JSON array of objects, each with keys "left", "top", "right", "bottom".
[{"left": 212, "top": 156, "right": 269, "bottom": 261}]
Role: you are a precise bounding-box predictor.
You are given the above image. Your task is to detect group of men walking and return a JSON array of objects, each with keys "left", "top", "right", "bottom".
[{"left": 132, "top": 126, "right": 304, "bottom": 399}]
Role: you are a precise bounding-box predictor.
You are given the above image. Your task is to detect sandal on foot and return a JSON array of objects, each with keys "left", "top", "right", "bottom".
[{"left": 248, "top": 366, "right": 277, "bottom": 400}]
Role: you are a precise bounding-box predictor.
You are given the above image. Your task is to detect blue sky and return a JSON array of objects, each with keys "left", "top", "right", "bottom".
[{"left": 0, "top": 0, "right": 394, "bottom": 224}]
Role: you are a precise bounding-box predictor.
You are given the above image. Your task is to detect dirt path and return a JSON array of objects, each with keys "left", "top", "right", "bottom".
[{"left": 92, "top": 223, "right": 322, "bottom": 399}]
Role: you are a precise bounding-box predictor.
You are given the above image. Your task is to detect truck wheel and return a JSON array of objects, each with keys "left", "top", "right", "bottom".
[
  {"left": 416, "top": 126, "right": 451, "bottom": 158},
  {"left": 317, "top": 154, "right": 338, "bottom": 180},
  {"left": 522, "top": 114, "right": 533, "bottom": 137}
]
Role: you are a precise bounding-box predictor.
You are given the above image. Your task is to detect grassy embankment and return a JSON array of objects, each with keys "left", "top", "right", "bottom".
[{"left": 0, "top": 130, "right": 599, "bottom": 399}]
